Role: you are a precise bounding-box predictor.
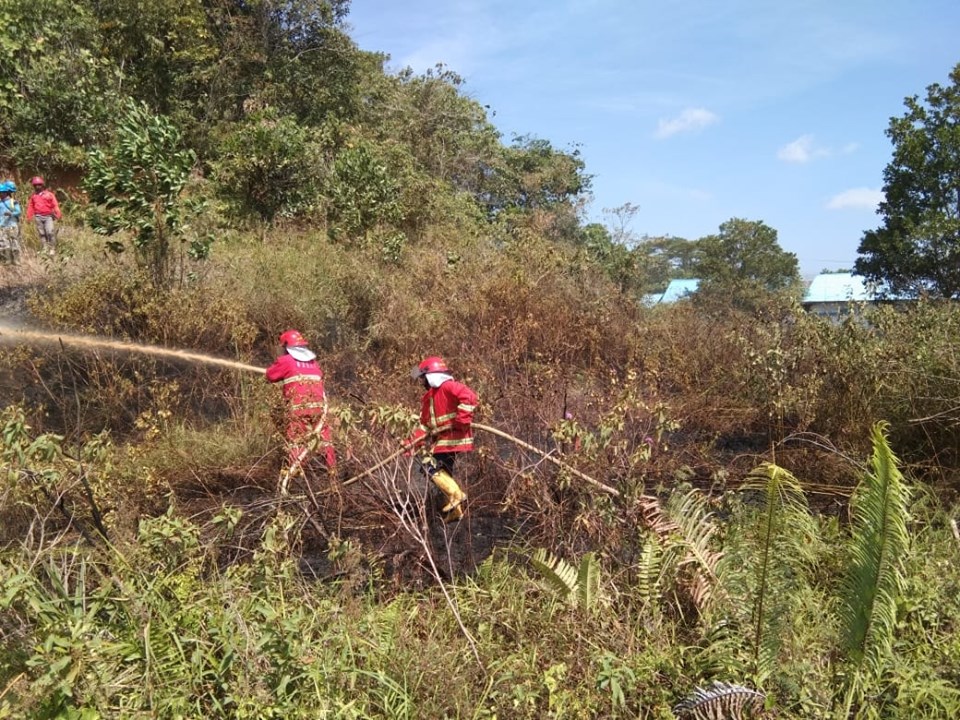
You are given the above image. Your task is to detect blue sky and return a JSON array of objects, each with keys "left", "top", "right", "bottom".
[{"left": 346, "top": 0, "right": 960, "bottom": 276}]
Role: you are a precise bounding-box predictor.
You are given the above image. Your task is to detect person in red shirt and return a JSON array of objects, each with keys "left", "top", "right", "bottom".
[
  {"left": 403, "top": 355, "right": 478, "bottom": 522},
  {"left": 266, "top": 329, "right": 336, "bottom": 485},
  {"left": 25, "top": 176, "right": 61, "bottom": 255}
]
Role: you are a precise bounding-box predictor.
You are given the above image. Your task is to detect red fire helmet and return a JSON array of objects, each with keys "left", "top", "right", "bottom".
[
  {"left": 411, "top": 355, "right": 449, "bottom": 379},
  {"left": 279, "top": 329, "right": 308, "bottom": 347}
]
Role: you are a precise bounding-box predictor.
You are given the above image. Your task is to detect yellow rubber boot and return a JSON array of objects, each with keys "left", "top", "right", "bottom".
[
  {"left": 431, "top": 469, "right": 466, "bottom": 513},
  {"left": 443, "top": 505, "right": 464, "bottom": 523}
]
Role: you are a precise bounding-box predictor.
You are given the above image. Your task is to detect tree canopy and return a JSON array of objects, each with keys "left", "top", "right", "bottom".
[
  {"left": 0, "top": 0, "right": 596, "bottom": 261},
  {"left": 855, "top": 63, "right": 960, "bottom": 299},
  {"left": 0, "top": 0, "right": 831, "bottom": 312},
  {"left": 693, "top": 218, "right": 801, "bottom": 305}
]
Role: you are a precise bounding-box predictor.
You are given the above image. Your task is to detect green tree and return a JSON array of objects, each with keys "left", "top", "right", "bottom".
[
  {"left": 855, "top": 63, "right": 960, "bottom": 298},
  {"left": 0, "top": 0, "right": 121, "bottom": 169},
  {"left": 326, "top": 137, "right": 406, "bottom": 256},
  {"left": 84, "top": 100, "right": 202, "bottom": 287},
  {"left": 363, "top": 64, "right": 503, "bottom": 196},
  {"left": 575, "top": 207, "right": 696, "bottom": 296},
  {"left": 87, "top": 0, "right": 367, "bottom": 160},
  {"left": 577, "top": 222, "right": 641, "bottom": 293},
  {"left": 198, "top": 0, "right": 364, "bottom": 127},
  {"left": 693, "top": 218, "right": 801, "bottom": 305},
  {"left": 90, "top": 0, "right": 214, "bottom": 115},
  {"left": 635, "top": 235, "right": 698, "bottom": 290},
  {"left": 214, "top": 110, "right": 325, "bottom": 229},
  {"left": 477, "top": 135, "right": 590, "bottom": 219},
  {"left": 501, "top": 135, "right": 590, "bottom": 211}
]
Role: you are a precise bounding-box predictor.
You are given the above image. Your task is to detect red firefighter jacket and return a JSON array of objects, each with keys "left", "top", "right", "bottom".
[
  {"left": 265, "top": 354, "right": 328, "bottom": 417},
  {"left": 407, "top": 379, "right": 478, "bottom": 453}
]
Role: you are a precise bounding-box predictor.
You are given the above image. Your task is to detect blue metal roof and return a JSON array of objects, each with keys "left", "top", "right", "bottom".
[
  {"left": 659, "top": 278, "right": 700, "bottom": 303},
  {"left": 802, "top": 273, "right": 872, "bottom": 303}
]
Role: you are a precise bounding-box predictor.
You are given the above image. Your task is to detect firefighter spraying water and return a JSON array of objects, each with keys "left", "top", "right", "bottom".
[
  {"left": 0, "top": 322, "right": 618, "bottom": 517},
  {"left": 265, "top": 329, "right": 336, "bottom": 492}
]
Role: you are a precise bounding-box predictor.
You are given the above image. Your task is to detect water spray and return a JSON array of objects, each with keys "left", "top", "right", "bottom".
[
  {"left": 0, "top": 323, "right": 621, "bottom": 498},
  {"left": 0, "top": 322, "right": 266, "bottom": 375}
]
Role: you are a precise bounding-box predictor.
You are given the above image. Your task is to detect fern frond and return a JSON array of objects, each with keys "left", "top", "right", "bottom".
[
  {"left": 531, "top": 549, "right": 602, "bottom": 611},
  {"left": 667, "top": 488, "right": 724, "bottom": 612},
  {"left": 840, "top": 422, "right": 911, "bottom": 686},
  {"left": 577, "top": 551, "right": 599, "bottom": 610},
  {"left": 673, "top": 681, "right": 765, "bottom": 719},
  {"left": 741, "top": 462, "right": 816, "bottom": 683},
  {"left": 637, "top": 494, "right": 680, "bottom": 537},
  {"left": 531, "top": 548, "right": 579, "bottom": 605},
  {"left": 636, "top": 532, "right": 664, "bottom": 607}
]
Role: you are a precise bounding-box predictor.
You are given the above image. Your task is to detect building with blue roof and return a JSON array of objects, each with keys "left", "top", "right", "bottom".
[
  {"left": 641, "top": 278, "right": 701, "bottom": 306},
  {"left": 644, "top": 274, "right": 902, "bottom": 316},
  {"left": 802, "top": 272, "right": 897, "bottom": 319}
]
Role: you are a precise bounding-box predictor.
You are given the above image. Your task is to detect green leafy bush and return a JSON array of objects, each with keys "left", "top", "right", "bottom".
[
  {"left": 84, "top": 100, "right": 201, "bottom": 286},
  {"left": 214, "top": 111, "right": 327, "bottom": 228}
]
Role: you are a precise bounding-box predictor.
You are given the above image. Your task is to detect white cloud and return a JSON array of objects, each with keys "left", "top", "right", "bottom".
[
  {"left": 655, "top": 108, "right": 719, "bottom": 139},
  {"left": 826, "top": 187, "right": 884, "bottom": 210},
  {"left": 777, "top": 134, "right": 830, "bottom": 163},
  {"left": 841, "top": 142, "right": 860, "bottom": 155}
]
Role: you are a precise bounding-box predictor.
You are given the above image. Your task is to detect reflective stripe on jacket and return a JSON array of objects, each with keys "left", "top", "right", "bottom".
[
  {"left": 265, "top": 354, "right": 328, "bottom": 417},
  {"left": 408, "top": 379, "right": 478, "bottom": 453}
]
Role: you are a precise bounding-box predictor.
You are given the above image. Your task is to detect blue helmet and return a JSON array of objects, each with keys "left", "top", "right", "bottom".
[{"left": 0, "top": 181, "right": 14, "bottom": 193}]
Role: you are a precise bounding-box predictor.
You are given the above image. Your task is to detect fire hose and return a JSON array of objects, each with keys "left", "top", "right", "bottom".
[{"left": 340, "top": 422, "right": 619, "bottom": 498}]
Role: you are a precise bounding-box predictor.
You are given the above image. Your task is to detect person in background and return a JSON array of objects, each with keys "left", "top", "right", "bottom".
[
  {"left": 266, "top": 329, "right": 336, "bottom": 488},
  {"left": 25, "top": 176, "right": 61, "bottom": 255},
  {"left": 403, "top": 356, "right": 478, "bottom": 522},
  {"left": 0, "top": 181, "right": 22, "bottom": 265}
]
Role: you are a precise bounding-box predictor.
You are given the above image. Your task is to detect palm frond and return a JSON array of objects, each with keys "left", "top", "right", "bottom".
[
  {"left": 839, "top": 422, "right": 911, "bottom": 685},
  {"left": 673, "top": 681, "right": 765, "bottom": 719}
]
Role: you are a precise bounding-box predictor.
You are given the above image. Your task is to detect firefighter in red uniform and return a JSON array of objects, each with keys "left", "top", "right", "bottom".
[
  {"left": 403, "top": 356, "right": 478, "bottom": 522},
  {"left": 266, "top": 330, "right": 336, "bottom": 481}
]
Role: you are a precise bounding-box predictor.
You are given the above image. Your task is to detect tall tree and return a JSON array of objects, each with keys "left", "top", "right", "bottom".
[
  {"left": 577, "top": 222, "right": 642, "bottom": 293},
  {"left": 855, "top": 63, "right": 960, "bottom": 298},
  {"left": 85, "top": 101, "right": 201, "bottom": 288},
  {"left": 693, "top": 218, "right": 801, "bottom": 304},
  {"left": 214, "top": 110, "right": 325, "bottom": 229}
]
